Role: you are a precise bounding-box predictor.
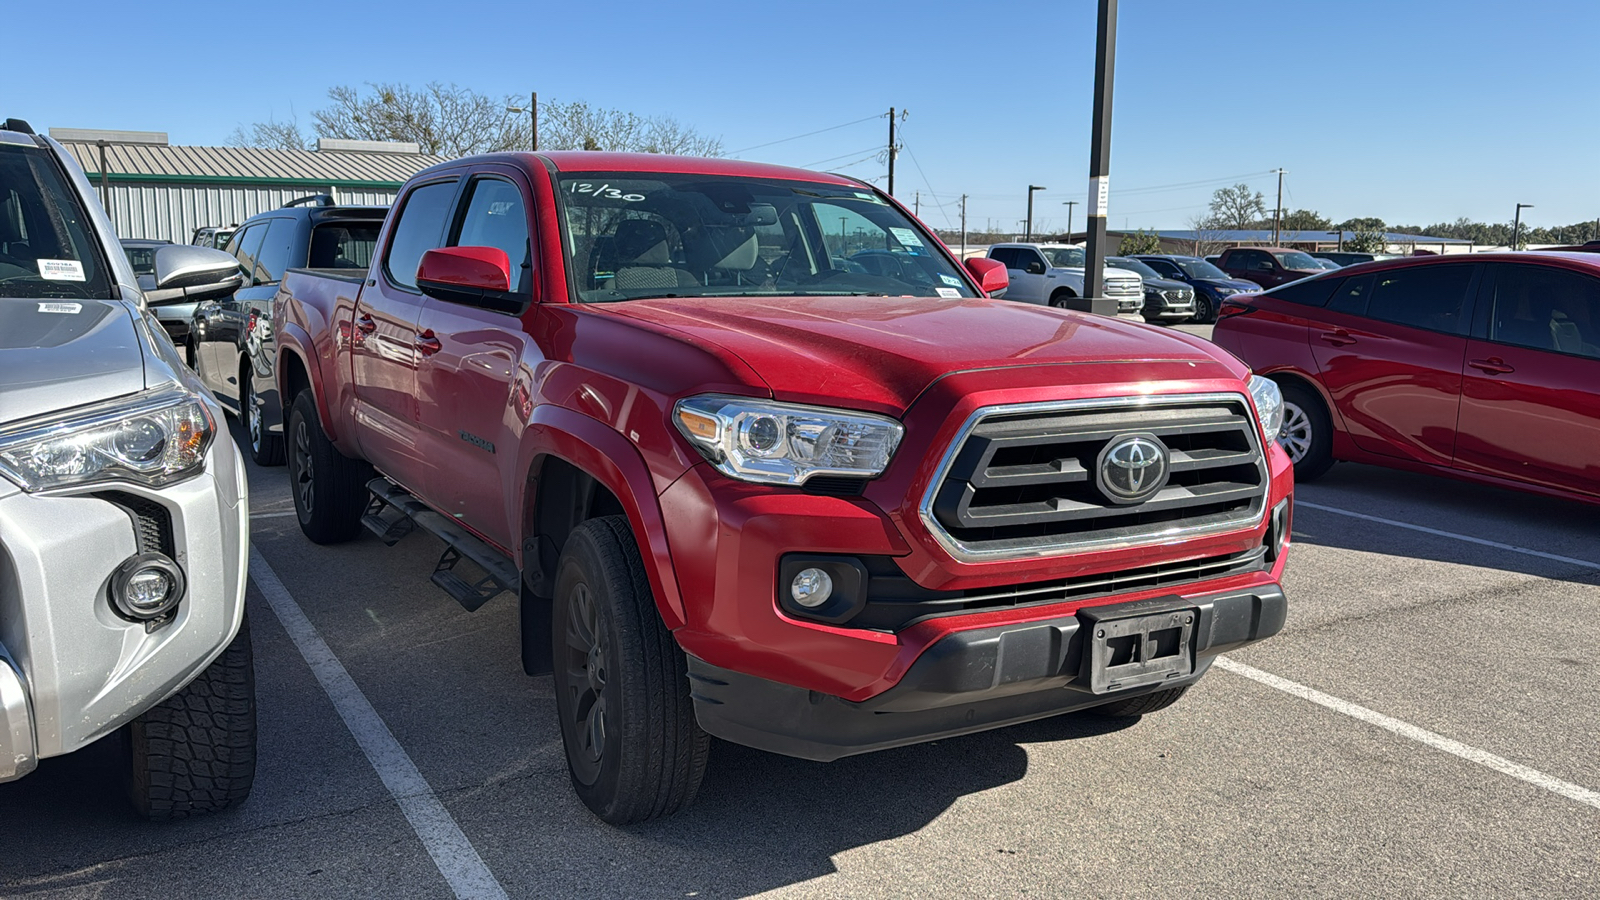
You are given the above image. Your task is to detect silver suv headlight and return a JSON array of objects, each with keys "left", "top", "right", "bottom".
[
  {"left": 0, "top": 387, "right": 215, "bottom": 492},
  {"left": 1247, "top": 375, "right": 1284, "bottom": 442},
  {"left": 674, "top": 395, "right": 903, "bottom": 486}
]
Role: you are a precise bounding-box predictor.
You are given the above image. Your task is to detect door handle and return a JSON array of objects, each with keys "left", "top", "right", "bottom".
[
  {"left": 415, "top": 330, "right": 442, "bottom": 356},
  {"left": 1318, "top": 330, "right": 1356, "bottom": 346},
  {"left": 1468, "top": 357, "right": 1515, "bottom": 375},
  {"left": 355, "top": 314, "right": 377, "bottom": 335}
]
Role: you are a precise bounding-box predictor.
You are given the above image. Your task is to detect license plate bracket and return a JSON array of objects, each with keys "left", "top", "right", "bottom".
[{"left": 1084, "top": 609, "right": 1195, "bottom": 694}]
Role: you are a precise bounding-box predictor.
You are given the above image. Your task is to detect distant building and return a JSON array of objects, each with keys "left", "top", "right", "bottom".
[
  {"left": 1095, "top": 229, "right": 1475, "bottom": 257},
  {"left": 51, "top": 129, "right": 447, "bottom": 243}
]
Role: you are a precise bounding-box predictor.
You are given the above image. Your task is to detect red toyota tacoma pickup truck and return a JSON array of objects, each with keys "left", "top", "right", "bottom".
[{"left": 272, "top": 151, "right": 1294, "bottom": 824}]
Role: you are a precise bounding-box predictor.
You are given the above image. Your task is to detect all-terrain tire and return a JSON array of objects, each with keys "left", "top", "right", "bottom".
[
  {"left": 552, "top": 516, "right": 709, "bottom": 825},
  {"left": 287, "top": 390, "right": 371, "bottom": 544},
  {"left": 127, "top": 614, "right": 257, "bottom": 820},
  {"left": 244, "top": 362, "right": 285, "bottom": 467},
  {"left": 1277, "top": 380, "right": 1335, "bottom": 482},
  {"left": 1090, "top": 684, "right": 1190, "bottom": 718}
]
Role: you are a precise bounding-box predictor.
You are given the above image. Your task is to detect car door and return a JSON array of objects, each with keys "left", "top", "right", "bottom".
[
  {"left": 414, "top": 169, "right": 537, "bottom": 549},
  {"left": 228, "top": 216, "right": 298, "bottom": 410},
  {"left": 1004, "top": 247, "right": 1048, "bottom": 303},
  {"left": 1454, "top": 262, "right": 1600, "bottom": 497},
  {"left": 351, "top": 176, "right": 462, "bottom": 489},
  {"left": 1308, "top": 263, "right": 1479, "bottom": 466}
]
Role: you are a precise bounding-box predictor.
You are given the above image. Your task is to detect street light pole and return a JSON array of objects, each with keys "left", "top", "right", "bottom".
[
  {"left": 1083, "top": 0, "right": 1117, "bottom": 309},
  {"left": 1063, "top": 200, "right": 1078, "bottom": 242},
  {"left": 1513, "top": 203, "right": 1534, "bottom": 250},
  {"left": 506, "top": 92, "right": 538, "bottom": 151},
  {"left": 1025, "top": 185, "right": 1046, "bottom": 241},
  {"left": 1271, "top": 168, "right": 1286, "bottom": 245},
  {"left": 960, "top": 194, "right": 968, "bottom": 259}
]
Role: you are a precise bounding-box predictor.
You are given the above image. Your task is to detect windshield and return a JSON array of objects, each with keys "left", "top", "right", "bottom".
[
  {"left": 1045, "top": 247, "right": 1085, "bottom": 268},
  {"left": 123, "top": 246, "right": 157, "bottom": 276},
  {"left": 0, "top": 144, "right": 112, "bottom": 299},
  {"left": 1278, "top": 251, "right": 1321, "bottom": 270},
  {"left": 557, "top": 174, "right": 975, "bottom": 302},
  {"left": 1108, "top": 257, "right": 1162, "bottom": 280},
  {"left": 1175, "top": 258, "right": 1228, "bottom": 280}
]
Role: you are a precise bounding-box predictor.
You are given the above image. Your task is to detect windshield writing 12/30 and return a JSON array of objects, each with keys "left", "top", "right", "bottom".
[{"left": 557, "top": 174, "right": 975, "bottom": 303}]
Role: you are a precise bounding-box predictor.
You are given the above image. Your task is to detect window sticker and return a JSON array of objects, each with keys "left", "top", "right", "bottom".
[
  {"left": 38, "top": 259, "right": 86, "bottom": 282},
  {"left": 939, "top": 274, "right": 963, "bottom": 287},
  {"left": 38, "top": 302, "right": 83, "bottom": 314},
  {"left": 889, "top": 227, "right": 924, "bottom": 248},
  {"left": 936, "top": 287, "right": 961, "bottom": 299}
]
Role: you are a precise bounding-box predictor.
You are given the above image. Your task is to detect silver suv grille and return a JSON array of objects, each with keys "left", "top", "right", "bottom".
[{"left": 920, "top": 394, "right": 1269, "bottom": 561}]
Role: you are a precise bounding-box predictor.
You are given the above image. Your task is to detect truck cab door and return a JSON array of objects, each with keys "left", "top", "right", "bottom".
[
  {"left": 351, "top": 177, "right": 461, "bottom": 490},
  {"left": 1005, "top": 247, "right": 1049, "bottom": 304}
]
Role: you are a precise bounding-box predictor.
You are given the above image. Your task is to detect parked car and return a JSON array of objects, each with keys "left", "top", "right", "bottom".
[
  {"left": 1312, "top": 251, "right": 1396, "bottom": 267},
  {"left": 1129, "top": 254, "right": 1262, "bottom": 325},
  {"left": 274, "top": 151, "right": 1293, "bottom": 825},
  {"left": 190, "top": 198, "right": 385, "bottom": 466},
  {"left": 1106, "top": 256, "right": 1194, "bottom": 323},
  {"left": 191, "top": 225, "right": 235, "bottom": 250},
  {"left": 1218, "top": 247, "right": 1327, "bottom": 288},
  {"left": 986, "top": 242, "right": 1144, "bottom": 314},
  {"left": 120, "top": 238, "right": 171, "bottom": 281},
  {"left": 0, "top": 118, "right": 255, "bottom": 818},
  {"left": 1212, "top": 252, "right": 1600, "bottom": 506}
]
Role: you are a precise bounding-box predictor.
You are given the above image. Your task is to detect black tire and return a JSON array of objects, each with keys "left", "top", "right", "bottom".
[
  {"left": 1192, "top": 292, "right": 1214, "bottom": 324},
  {"left": 1090, "top": 684, "right": 1190, "bottom": 718},
  {"left": 127, "top": 615, "right": 257, "bottom": 820},
  {"left": 552, "top": 516, "right": 709, "bottom": 825},
  {"left": 1277, "top": 380, "right": 1335, "bottom": 482},
  {"left": 287, "top": 390, "right": 371, "bottom": 544},
  {"left": 1049, "top": 289, "right": 1076, "bottom": 309},
  {"left": 243, "top": 362, "right": 285, "bottom": 467}
]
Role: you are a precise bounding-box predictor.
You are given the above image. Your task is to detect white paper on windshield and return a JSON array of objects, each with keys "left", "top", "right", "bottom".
[
  {"left": 936, "top": 287, "right": 961, "bottom": 299},
  {"left": 38, "top": 302, "right": 82, "bottom": 314},
  {"left": 939, "top": 274, "right": 963, "bottom": 287},
  {"left": 890, "top": 227, "right": 924, "bottom": 248},
  {"left": 38, "top": 259, "right": 86, "bottom": 281}
]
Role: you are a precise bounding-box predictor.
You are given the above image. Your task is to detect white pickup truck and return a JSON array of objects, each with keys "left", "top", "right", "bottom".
[{"left": 986, "top": 242, "right": 1144, "bottom": 315}]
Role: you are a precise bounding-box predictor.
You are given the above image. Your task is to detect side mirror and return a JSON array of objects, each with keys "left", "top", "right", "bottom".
[
  {"left": 965, "top": 257, "right": 1009, "bottom": 297},
  {"left": 145, "top": 245, "right": 243, "bottom": 306},
  {"left": 417, "top": 246, "right": 529, "bottom": 315},
  {"left": 1024, "top": 260, "right": 1047, "bottom": 275}
]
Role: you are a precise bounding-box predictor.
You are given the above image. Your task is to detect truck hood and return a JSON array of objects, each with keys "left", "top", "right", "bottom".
[
  {"left": 600, "top": 295, "right": 1236, "bottom": 415},
  {"left": 0, "top": 299, "right": 147, "bottom": 425}
]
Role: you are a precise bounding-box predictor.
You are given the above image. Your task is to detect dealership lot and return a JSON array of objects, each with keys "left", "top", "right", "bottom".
[{"left": 3, "top": 322, "right": 1598, "bottom": 899}]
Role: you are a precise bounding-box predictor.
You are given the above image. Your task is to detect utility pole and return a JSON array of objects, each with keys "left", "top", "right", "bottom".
[
  {"left": 1082, "top": 0, "right": 1117, "bottom": 313},
  {"left": 1271, "top": 168, "right": 1286, "bottom": 245},
  {"left": 1063, "top": 200, "right": 1078, "bottom": 242},
  {"left": 1025, "top": 185, "right": 1046, "bottom": 240},
  {"left": 507, "top": 92, "right": 538, "bottom": 151},
  {"left": 960, "top": 194, "right": 968, "bottom": 259},
  {"left": 1513, "top": 203, "right": 1534, "bottom": 251},
  {"left": 914, "top": 191, "right": 920, "bottom": 216},
  {"left": 887, "top": 108, "right": 897, "bottom": 196}
]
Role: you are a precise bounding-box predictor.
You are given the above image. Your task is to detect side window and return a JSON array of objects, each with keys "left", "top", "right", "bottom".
[
  {"left": 310, "top": 221, "right": 381, "bottom": 269},
  {"left": 1019, "top": 249, "right": 1046, "bottom": 272},
  {"left": 383, "top": 180, "right": 459, "bottom": 291},
  {"left": 1365, "top": 265, "right": 1475, "bottom": 334},
  {"left": 1488, "top": 264, "right": 1600, "bottom": 359},
  {"left": 230, "top": 223, "right": 266, "bottom": 283},
  {"left": 1328, "top": 274, "right": 1372, "bottom": 315},
  {"left": 990, "top": 247, "right": 1018, "bottom": 268},
  {"left": 253, "top": 218, "right": 298, "bottom": 285},
  {"left": 1268, "top": 277, "right": 1339, "bottom": 307},
  {"left": 452, "top": 178, "right": 532, "bottom": 293},
  {"left": 1146, "top": 259, "right": 1182, "bottom": 278},
  {"left": 1226, "top": 250, "right": 1253, "bottom": 270}
]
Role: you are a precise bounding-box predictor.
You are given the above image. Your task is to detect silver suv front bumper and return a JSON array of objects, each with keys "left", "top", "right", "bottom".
[{"left": 0, "top": 428, "right": 248, "bottom": 782}]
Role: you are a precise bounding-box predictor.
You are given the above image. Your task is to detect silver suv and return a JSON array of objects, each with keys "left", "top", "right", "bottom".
[{"left": 0, "top": 119, "right": 255, "bottom": 819}]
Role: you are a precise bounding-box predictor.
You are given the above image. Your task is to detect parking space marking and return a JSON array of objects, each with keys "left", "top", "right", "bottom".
[
  {"left": 1297, "top": 500, "right": 1600, "bottom": 571},
  {"left": 249, "top": 547, "right": 510, "bottom": 900},
  {"left": 1215, "top": 656, "right": 1600, "bottom": 813}
]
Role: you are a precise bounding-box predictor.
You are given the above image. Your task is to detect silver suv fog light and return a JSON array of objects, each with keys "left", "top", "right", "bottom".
[{"left": 110, "top": 553, "right": 186, "bottom": 623}]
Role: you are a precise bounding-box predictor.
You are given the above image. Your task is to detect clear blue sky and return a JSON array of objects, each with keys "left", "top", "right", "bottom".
[{"left": 10, "top": 0, "right": 1597, "bottom": 234}]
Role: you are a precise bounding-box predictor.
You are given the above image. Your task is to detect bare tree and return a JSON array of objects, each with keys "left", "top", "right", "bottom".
[
  {"left": 537, "top": 100, "right": 722, "bottom": 155},
  {"left": 1207, "top": 183, "right": 1268, "bottom": 230},
  {"left": 227, "top": 114, "right": 313, "bottom": 151},
  {"left": 313, "top": 83, "right": 522, "bottom": 156},
  {"left": 1184, "top": 211, "right": 1230, "bottom": 257}
]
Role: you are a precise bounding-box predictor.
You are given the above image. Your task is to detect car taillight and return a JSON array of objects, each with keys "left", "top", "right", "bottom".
[{"left": 1216, "top": 300, "right": 1256, "bottom": 320}]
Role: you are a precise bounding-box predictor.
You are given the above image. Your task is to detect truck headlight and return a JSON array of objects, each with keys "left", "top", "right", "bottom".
[
  {"left": 674, "top": 395, "right": 903, "bottom": 486},
  {"left": 1247, "top": 375, "right": 1284, "bottom": 442},
  {"left": 0, "top": 387, "right": 215, "bottom": 492}
]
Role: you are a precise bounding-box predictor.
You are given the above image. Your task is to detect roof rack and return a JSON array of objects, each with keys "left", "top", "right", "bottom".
[{"left": 3, "top": 118, "right": 35, "bottom": 135}]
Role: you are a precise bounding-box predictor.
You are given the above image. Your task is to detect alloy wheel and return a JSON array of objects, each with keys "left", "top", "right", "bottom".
[
  {"left": 1278, "top": 401, "right": 1313, "bottom": 463},
  {"left": 563, "top": 582, "right": 609, "bottom": 783},
  {"left": 293, "top": 419, "right": 314, "bottom": 515},
  {"left": 246, "top": 379, "right": 263, "bottom": 453}
]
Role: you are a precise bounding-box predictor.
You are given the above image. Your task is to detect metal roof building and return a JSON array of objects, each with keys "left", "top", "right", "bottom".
[{"left": 52, "top": 129, "right": 448, "bottom": 244}]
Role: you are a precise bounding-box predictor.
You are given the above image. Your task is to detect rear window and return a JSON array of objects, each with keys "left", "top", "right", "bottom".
[
  {"left": 0, "top": 144, "right": 112, "bottom": 299},
  {"left": 310, "top": 221, "right": 380, "bottom": 269}
]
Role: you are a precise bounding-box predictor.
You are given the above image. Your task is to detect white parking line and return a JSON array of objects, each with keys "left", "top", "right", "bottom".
[
  {"left": 1296, "top": 499, "right": 1600, "bottom": 571},
  {"left": 249, "top": 547, "right": 510, "bottom": 900},
  {"left": 1214, "top": 656, "right": 1600, "bottom": 813}
]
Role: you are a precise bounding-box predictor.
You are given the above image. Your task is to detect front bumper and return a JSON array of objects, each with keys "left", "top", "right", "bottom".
[
  {"left": 0, "top": 429, "right": 249, "bottom": 782},
  {"left": 689, "top": 585, "right": 1286, "bottom": 761}
]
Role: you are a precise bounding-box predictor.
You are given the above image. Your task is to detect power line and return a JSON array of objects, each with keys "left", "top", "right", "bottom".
[
  {"left": 898, "top": 129, "right": 955, "bottom": 229},
  {"left": 800, "top": 145, "right": 883, "bottom": 169},
  {"left": 1115, "top": 170, "right": 1277, "bottom": 196},
  {"left": 727, "top": 113, "right": 884, "bottom": 156}
]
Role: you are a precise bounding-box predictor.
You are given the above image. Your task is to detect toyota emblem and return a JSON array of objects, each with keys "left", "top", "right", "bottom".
[{"left": 1096, "top": 434, "right": 1170, "bottom": 505}]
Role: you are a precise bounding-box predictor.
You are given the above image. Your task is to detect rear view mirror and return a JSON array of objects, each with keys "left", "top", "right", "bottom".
[
  {"left": 144, "top": 245, "right": 243, "bottom": 306},
  {"left": 965, "top": 257, "right": 1009, "bottom": 297},
  {"left": 417, "top": 246, "right": 529, "bottom": 315}
]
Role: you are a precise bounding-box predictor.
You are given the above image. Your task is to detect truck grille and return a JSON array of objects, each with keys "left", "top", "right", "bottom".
[
  {"left": 921, "top": 394, "right": 1269, "bottom": 560},
  {"left": 1105, "top": 280, "right": 1142, "bottom": 298}
]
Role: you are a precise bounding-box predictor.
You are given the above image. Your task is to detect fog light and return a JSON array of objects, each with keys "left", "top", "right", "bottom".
[
  {"left": 790, "top": 567, "right": 833, "bottom": 608},
  {"left": 110, "top": 552, "right": 185, "bottom": 622}
]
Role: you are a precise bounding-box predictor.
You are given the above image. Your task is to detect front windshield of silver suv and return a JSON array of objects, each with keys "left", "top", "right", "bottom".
[
  {"left": 0, "top": 144, "right": 112, "bottom": 298},
  {"left": 557, "top": 174, "right": 976, "bottom": 302}
]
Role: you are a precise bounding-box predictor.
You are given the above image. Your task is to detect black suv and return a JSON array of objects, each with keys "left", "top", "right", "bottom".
[
  {"left": 1107, "top": 256, "right": 1195, "bottom": 324},
  {"left": 189, "top": 195, "right": 386, "bottom": 465}
]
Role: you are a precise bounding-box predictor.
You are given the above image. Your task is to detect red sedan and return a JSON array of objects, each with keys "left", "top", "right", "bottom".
[{"left": 1212, "top": 252, "right": 1600, "bottom": 503}]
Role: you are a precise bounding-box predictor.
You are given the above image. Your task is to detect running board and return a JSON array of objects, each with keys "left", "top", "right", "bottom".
[{"left": 363, "top": 478, "right": 519, "bottom": 612}]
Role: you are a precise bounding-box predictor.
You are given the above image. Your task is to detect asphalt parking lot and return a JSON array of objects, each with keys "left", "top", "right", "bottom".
[{"left": 3, "top": 323, "right": 1597, "bottom": 900}]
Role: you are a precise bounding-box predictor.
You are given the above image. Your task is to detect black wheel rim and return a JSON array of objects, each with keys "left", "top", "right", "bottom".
[
  {"left": 293, "top": 418, "right": 314, "bottom": 517},
  {"left": 563, "top": 582, "right": 608, "bottom": 783}
]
